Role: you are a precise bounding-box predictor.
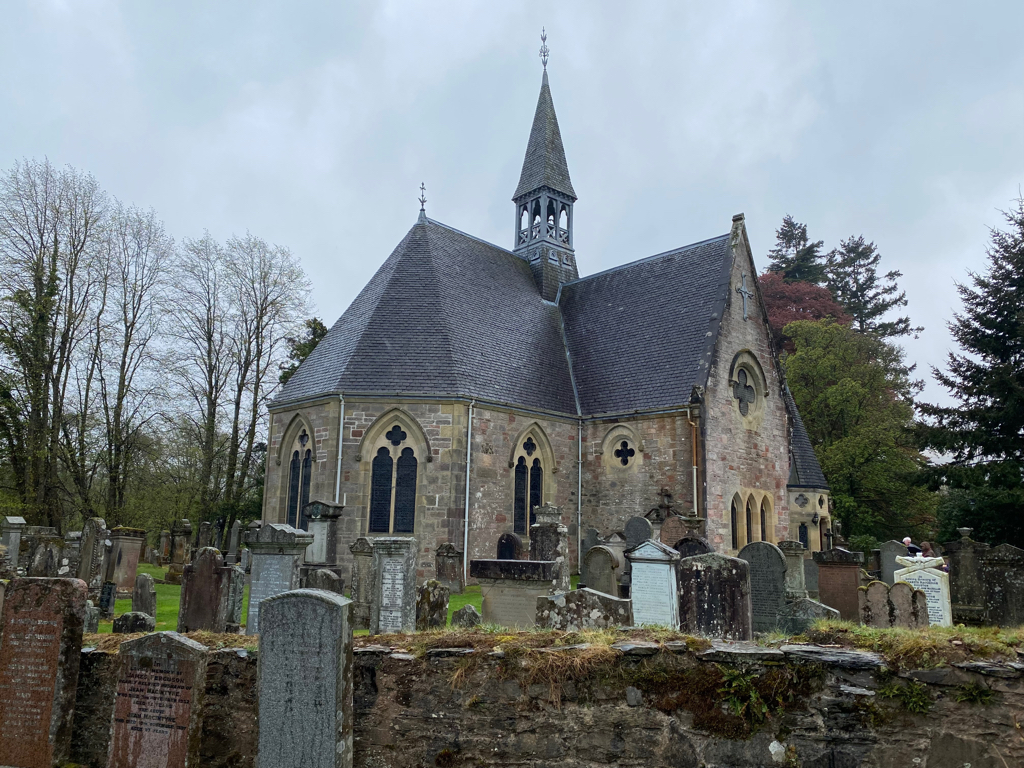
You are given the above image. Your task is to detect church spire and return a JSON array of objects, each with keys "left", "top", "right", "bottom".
[{"left": 513, "top": 30, "right": 578, "bottom": 300}]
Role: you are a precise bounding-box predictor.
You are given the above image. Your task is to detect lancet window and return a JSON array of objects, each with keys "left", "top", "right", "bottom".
[
  {"left": 285, "top": 427, "right": 313, "bottom": 530},
  {"left": 368, "top": 425, "right": 418, "bottom": 534}
]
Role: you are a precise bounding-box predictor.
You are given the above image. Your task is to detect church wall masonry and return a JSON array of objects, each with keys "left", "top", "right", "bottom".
[{"left": 703, "top": 216, "right": 791, "bottom": 553}]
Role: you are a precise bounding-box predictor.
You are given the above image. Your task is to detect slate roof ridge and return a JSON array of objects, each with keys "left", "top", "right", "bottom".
[
  {"left": 561, "top": 233, "right": 731, "bottom": 288},
  {"left": 691, "top": 231, "right": 742, "bottom": 395},
  {"left": 513, "top": 69, "right": 577, "bottom": 201},
  {"left": 424, "top": 217, "right": 519, "bottom": 259}
]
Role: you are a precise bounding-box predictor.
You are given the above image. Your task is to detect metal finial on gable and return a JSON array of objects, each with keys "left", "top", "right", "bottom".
[
  {"left": 418, "top": 182, "right": 427, "bottom": 212},
  {"left": 539, "top": 28, "right": 549, "bottom": 70}
]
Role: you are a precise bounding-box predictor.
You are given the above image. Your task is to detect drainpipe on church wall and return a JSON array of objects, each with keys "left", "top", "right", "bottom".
[
  {"left": 687, "top": 411, "right": 699, "bottom": 517},
  {"left": 463, "top": 400, "right": 475, "bottom": 583},
  {"left": 577, "top": 419, "right": 583, "bottom": 572},
  {"left": 334, "top": 396, "right": 345, "bottom": 504}
]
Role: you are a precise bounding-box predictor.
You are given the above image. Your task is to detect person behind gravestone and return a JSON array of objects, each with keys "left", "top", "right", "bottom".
[
  {"left": 919, "top": 542, "right": 948, "bottom": 571},
  {"left": 903, "top": 536, "right": 923, "bottom": 556}
]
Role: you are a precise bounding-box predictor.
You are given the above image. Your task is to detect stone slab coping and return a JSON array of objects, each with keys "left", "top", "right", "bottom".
[
  {"left": 701, "top": 641, "right": 786, "bottom": 663},
  {"left": 610, "top": 641, "right": 661, "bottom": 656},
  {"left": 779, "top": 643, "right": 885, "bottom": 670},
  {"left": 426, "top": 647, "right": 477, "bottom": 658},
  {"left": 468, "top": 559, "right": 557, "bottom": 580}
]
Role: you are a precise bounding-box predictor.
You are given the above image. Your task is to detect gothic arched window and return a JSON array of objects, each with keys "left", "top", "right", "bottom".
[
  {"left": 730, "top": 498, "right": 739, "bottom": 550},
  {"left": 368, "top": 441, "right": 418, "bottom": 535},
  {"left": 745, "top": 497, "right": 754, "bottom": 546},
  {"left": 760, "top": 498, "right": 768, "bottom": 542},
  {"left": 529, "top": 458, "right": 543, "bottom": 528},
  {"left": 514, "top": 457, "right": 528, "bottom": 534},
  {"left": 799, "top": 523, "right": 809, "bottom": 548},
  {"left": 512, "top": 433, "right": 545, "bottom": 535},
  {"left": 285, "top": 427, "right": 314, "bottom": 530}
]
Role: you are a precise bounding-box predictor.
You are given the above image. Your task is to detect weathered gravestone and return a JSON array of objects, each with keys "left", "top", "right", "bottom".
[
  {"left": 894, "top": 555, "right": 952, "bottom": 627},
  {"left": 0, "top": 516, "right": 26, "bottom": 568},
  {"left": 77, "top": 517, "right": 108, "bottom": 594},
  {"left": 84, "top": 600, "right": 100, "bottom": 634},
  {"left": 112, "top": 612, "right": 156, "bottom": 634},
  {"left": 778, "top": 540, "right": 808, "bottom": 600},
  {"left": 812, "top": 548, "right": 864, "bottom": 621},
  {"left": 108, "top": 527, "right": 146, "bottom": 594},
  {"left": 738, "top": 541, "right": 787, "bottom": 633},
  {"left": 165, "top": 520, "right": 192, "bottom": 585},
  {"left": 496, "top": 532, "right": 524, "bottom": 560},
  {"left": 434, "top": 542, "right": 463, "bottom": 594},
  {"left": 982, "top": 543, "right": 1024, "bottom": 626},
  {"left": 99, "top": 581, "right": 118, "bottom": 620},
  {"left": 878, "top": 540, "right": 906, "bottom": 585},
  {"left": 673, "top": 536, "right": 713, "bottom": 559},
  {"left": 257, "top": 590, "right": 354, "bottom": 768},
  {"left": 107, "top": 632, "right": 208, "bottom": 768},
  {"left": 625, "top": 539, "right": 680, "bottom": 627},
  {"left": 245, "top": 524, "right": 314, "bottom": 635},
  {"left": 889, "top": 581, "right": 929, "bottom": 629},
  {"left": 197, "top": 521, "right": 212, "bottom": 551},
  {"left": 451, "top": 604, "right": 481, "bottom": 628},
  {"left": 803, "top": 558, "right": 819, "bottom": 599},
  {"left": 944, "top": 528, "right": 990, "bottom": 625},
  {"left": 582, "top": 527, "right": 601, "bottom": 556},
  {"left": 677, "top": 553, "right": 752, "bottom": 640},
  {"left": 470, "top": 559, "right": 559, "bottom": 628},
  {"left": 370, "top": 537, "right": 418, "bottom": 634},
  {"left": 349, "top": 537, "right": 374, "bottom": 630},
  {"left": 133, "top": 572, "right": 157, "bottom": 618},
  {"left": 776, "top": 597, "right": 839, "bottom": 634},
  {"left": 582, "top": 545, "right": 619, "bottom": 597},
  {"left": 658, "top": 515, "right": 689, "bottom": 549},
  {"left": 225, "top": 520, "right": 242, "bottom": 565},
  {"left": 415, "top": 580, "right": 450, "bottom": 631},
  {"left": 28, "top": 534, "right": 64, "bottom": 577},
  {"left": 0, "top": 577, "right": 87, "bottom": 768},
  {"left": 304, "top": 568, "right": 345, "bottom": 595},
  {"left": 177, "top": 547, "right": 244, "bottom": 634},
  {"left": 624, "top": 516, "right": 654, "bottom": 549},
  {"left": 530, "top": 507, "right": 571, "bottom": 594},
  {"left": 240, "top": 548, "right": 252, "bottom": 573},
  {"left": 536, "top": 587, "right": 632, "bottom": 630},
  {"left": 859, "top": 581, "right": 892, "bottom": 628},
  {"left": 159, "top": 530, "right": 171, "bottom": 565}
]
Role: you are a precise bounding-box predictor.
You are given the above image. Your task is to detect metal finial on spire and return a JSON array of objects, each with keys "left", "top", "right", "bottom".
[
  {"left": 539, "top": 28, "right": 549, "bottom": 70},
  {"left": 418, "top": 182, "right": 427, "bottom": 212}
]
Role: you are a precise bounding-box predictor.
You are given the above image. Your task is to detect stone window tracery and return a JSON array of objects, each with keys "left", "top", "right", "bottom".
[
  {"left": 368, "top": 444, "right": 418, "bottom": 534},
  {"left": 733, "top": 369, "right": 756, "bottom": 416},
  {"left": 745, "top": 497, "right": 754, "bottom": 546},
  {"left": 614, "top": 440, "right": 635, "bottom": 466},
  {"left": 285, "top": 427, "right": 313, "bottom": 530}
]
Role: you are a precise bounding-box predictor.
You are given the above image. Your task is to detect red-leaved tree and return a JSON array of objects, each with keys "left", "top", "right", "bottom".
[{"left": 758, "top": 271, "right": 851, "bottom": 354}]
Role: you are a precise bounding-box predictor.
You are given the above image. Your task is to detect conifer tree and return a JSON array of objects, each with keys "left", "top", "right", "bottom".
[
  {"left": 279, "top": 317, "right": 328, "bottom": 384},
  {"left": 766, "top": 215, "right": 826, "bottom": 285},
  {"left": 922, "top": 198, "right": 1024, "bottom": 545},
  {"left": 825, "top": 235, "right": 922, "bottom": 340}
]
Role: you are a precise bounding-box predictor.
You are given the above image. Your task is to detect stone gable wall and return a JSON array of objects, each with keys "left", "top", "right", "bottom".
[{"left": 702, "top": 218, "right": 791, "bottom": 553}]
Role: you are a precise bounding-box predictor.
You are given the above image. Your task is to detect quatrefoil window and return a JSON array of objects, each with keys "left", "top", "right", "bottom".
[
  {"left": 733, "top": 368, "right": 756, "bottom": 416},
  {"left": 298, "top": 429, "right": 309, "bottom": 448},
  {"left": 523, "top": 437, "right": 537, "bottom": 456},
  {"left": 386, "top": 425, "right": 407, "bottom": 446},
  {"left": 614, "top": 440, "right": 635, "bottom": 466}
]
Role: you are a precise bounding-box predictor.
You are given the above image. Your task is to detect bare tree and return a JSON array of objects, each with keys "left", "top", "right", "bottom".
[
  {"left": 222, "top": 233, "right": 309, "bottom": 525},
  {"left": 0, "top": 159, "right": 106, "bottom": 528}
]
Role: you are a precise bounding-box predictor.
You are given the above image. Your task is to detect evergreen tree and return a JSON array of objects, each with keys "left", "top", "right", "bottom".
[
  {"left": 279, "top": 317, "right": 329, "bottom": 384},
  {"left": 825, "top": 235, "right": 922, "bottom": 340},
  {"left": 766, "top": 215, "right": 826, "bottom": 285},
  {"left": 921, "top": 198, "right": 1024, "bottom": 546}
]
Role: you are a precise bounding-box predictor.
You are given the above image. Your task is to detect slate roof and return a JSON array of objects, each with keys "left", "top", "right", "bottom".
[
  {"left": 274, "top": 215, "right": 578, "bottom": 414},
  {"left": 512, "top": 71, "right": 577, "bottom": 201},
  {"left": 784, "top": 389, "right": 830, "bottom": 489},
  {"left": 557, "top": 236, "right": 733, "bottom": 415}
]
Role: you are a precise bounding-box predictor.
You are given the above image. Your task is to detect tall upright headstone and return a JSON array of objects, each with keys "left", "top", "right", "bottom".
[
  {"left": 133, "top": 572, "right": 157, "bottom": 618},
  {"left": 0, "top": 516, "right": 26, "bottom": 568},
  {"left": 778, "top": 540, "right": 808, "bottom": 600},
  {"left": 226, "top": 520, "right": 242, "bottom": 565},
  {"left": 677, "top": 553, "right": 753, "bottom": 640},
  {"left": 107, "top": 632, "right": 208, "bottom": 768},
  {"left": 812, "top": 548, "right": 864, "bottom": 621},
  {"left": 197, "top": 521, "right": 212, "bottom": 551},
  {"left": 63, "top": 531, "right": 82, "bottom": 576},
  {"left": 77, "top": 517, "right": 108, "bottom": 594},
  {"left": 738, "top": 541, "right": 787, "bottom": 633},
  {"left": 349, "top": 537, "right": 374, "bottom": 631},
  {"left": 530, "top": 506, "right": 571, "bottom": 593},
  {"left": 982, "top": 543, "right": 1024, "bottom": 627},
  {"left": 257, "top": 590, "right": 354, "bottom": 768},
  {"left": 108, "top": 527, "right": 146, "bottom": 594},
  {"left": 878, "top": 540, "right": 906, "bottom": 585},
  {"left": 177, "top": 548, "right": 244, "bottom": 634},
  {"left": 416, "top": 580, "right": 450, "bottom": 631},
  {"left": 0, "top": 577, "right": 87, "bottom": 768},
  {"left": 434, "top": 542, "right": 464, "bottom": 594},
  {"left": 658, "top": 515, "right": 689, "bottom": 549},
  {"left": 28, "top": 534, "right": 65, "bottom": 577},
  {"left": 245, "top": 523, "right": 314, "bottom": 635},
  {"left": 166, "top": 519, "right": 192, "bottom": 585},
  {"left": 370, "top": 537, "right": 417, "bottom": 635},
  {"left": 159, "top": 530, "right": 171, "bottom": 565},
  {"left": 625, "top": 539, "right": 680, "bottom": 627},
  {"left": 944, "top": 528, "right": 990, "bottom": 625},
  {"left": 894, "top": 555, "right": 952, "bottom": 627},
  {"left": 623, "top": 516, "right": 654, "bottom": 549},
  {"left": 582, "top": 545, "right": 619, "bottom": 597}
]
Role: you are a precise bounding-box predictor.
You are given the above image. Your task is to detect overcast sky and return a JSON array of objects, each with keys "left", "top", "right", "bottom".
[{"left": 3, "top": 1, "right": 1022, "bottom": 406}]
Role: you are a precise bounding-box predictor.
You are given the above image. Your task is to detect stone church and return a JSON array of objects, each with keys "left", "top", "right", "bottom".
[{"left": 261, "top": 59, "right": 831, "bottom": 582}]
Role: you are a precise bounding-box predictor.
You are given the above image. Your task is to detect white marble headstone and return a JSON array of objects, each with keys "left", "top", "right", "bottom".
[
  {"left": 625, "top": 539, "right": 680, "bottom": 628},
  {"left": 894, "top": 555, "right": 951, "bottom": 627}
]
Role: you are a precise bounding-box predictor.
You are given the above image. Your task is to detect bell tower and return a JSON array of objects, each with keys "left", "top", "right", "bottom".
[{"left": 513, "top": 30, "right": 578, "bottom": 301}]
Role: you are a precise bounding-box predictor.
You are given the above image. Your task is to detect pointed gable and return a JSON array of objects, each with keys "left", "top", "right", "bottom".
[{"left": 513, "top": 71, "right": 576, "bottom": 201}]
